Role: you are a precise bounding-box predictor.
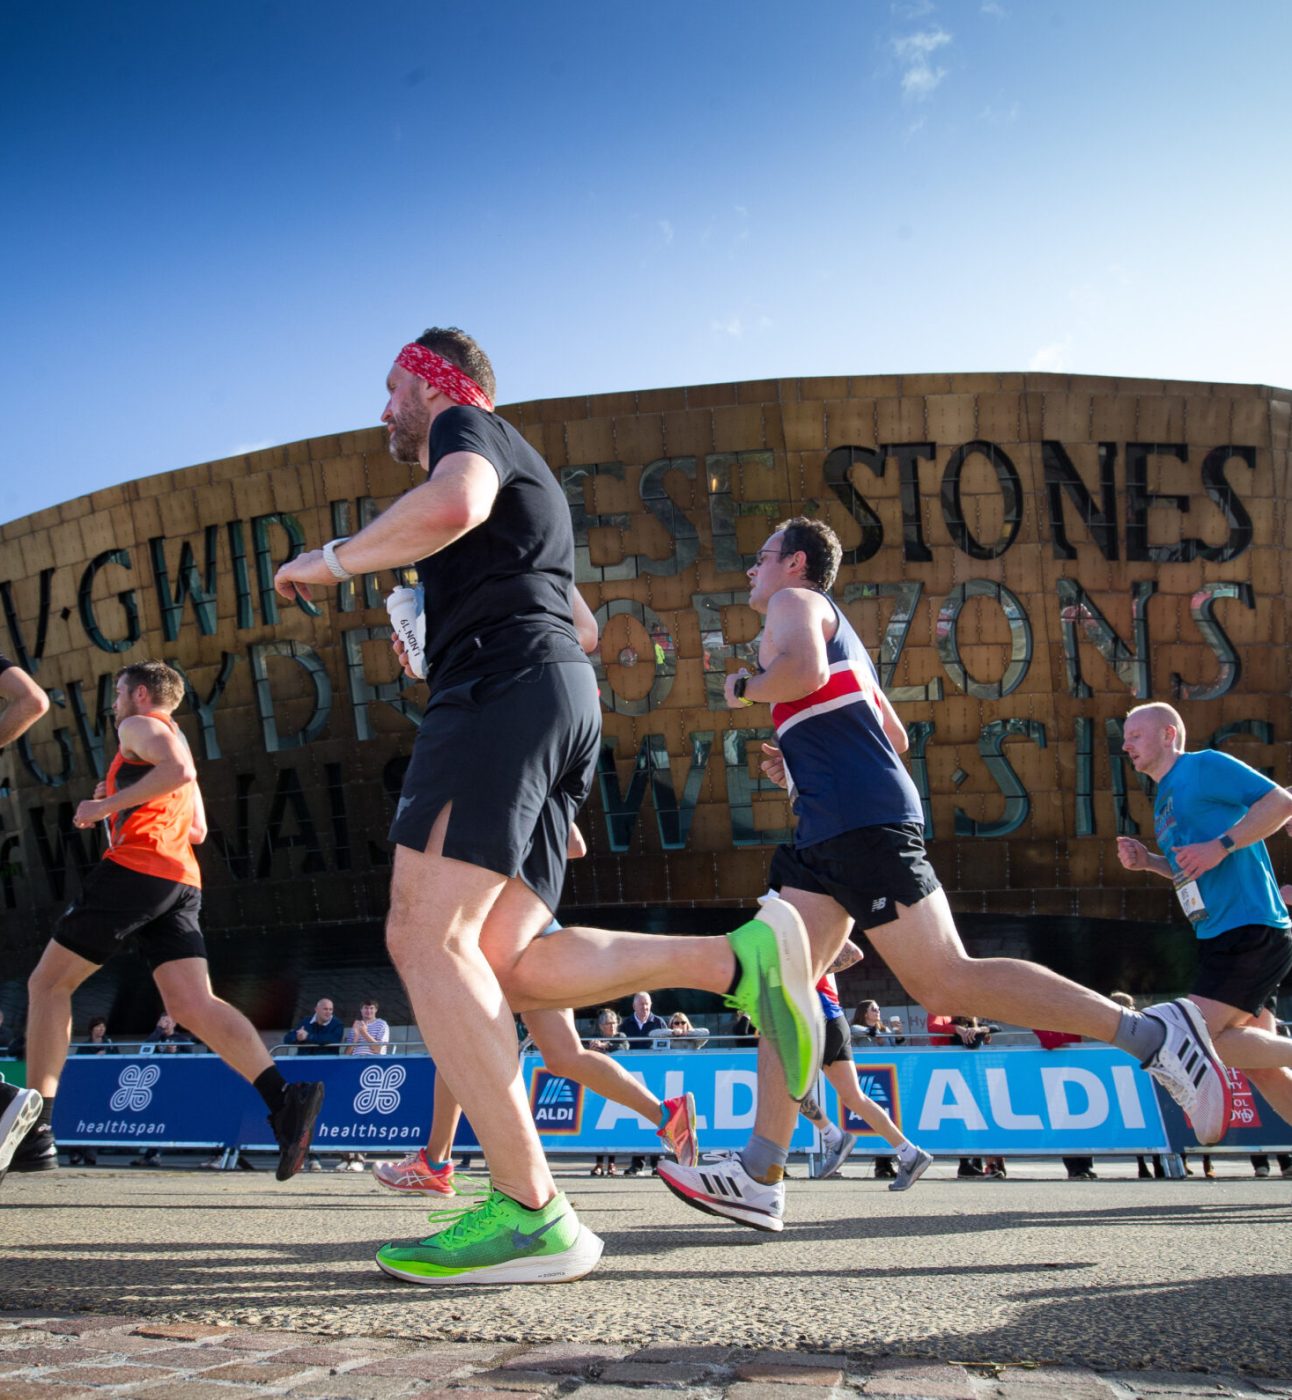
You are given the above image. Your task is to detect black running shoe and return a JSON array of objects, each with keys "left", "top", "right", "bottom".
[
  {"left": 270, "top": 1081, "right": 324, "bottom": 1182},
  {"left": 10, "top": 1120, "right": 59, "bottom": 1175}
]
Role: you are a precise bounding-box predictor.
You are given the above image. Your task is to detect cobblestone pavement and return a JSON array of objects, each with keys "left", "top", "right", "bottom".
[{"left": 1, "top": 1161, "right": 1289, "bottom": 1399}]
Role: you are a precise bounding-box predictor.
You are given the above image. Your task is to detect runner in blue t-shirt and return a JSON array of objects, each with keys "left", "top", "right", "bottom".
[{"left": 1118, "top": 702, "right": 1292, "bottom": 1136}]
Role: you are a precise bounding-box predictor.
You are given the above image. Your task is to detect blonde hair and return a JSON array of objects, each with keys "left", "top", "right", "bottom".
[{"left": 1125, "top": 702, "right": 1186, "bottom": 750}]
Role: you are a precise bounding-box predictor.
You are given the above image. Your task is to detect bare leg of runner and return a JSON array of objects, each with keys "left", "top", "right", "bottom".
[{"left": 152, "top": 958, "right": 275, "bottom": 1082}]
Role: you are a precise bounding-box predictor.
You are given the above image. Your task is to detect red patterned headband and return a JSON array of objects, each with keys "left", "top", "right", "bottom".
[{"left": 394, "top": 343, "right": 494, "bottom": 411}]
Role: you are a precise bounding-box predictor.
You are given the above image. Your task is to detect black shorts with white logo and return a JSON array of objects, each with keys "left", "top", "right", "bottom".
[
  {"left": 822, "top": 1014, "right": 853, "bottom": 1066},
  {"left": 769, "top": 822, "right": 941, "bottom": 930},
  {"left": 389, "top": 661, "right": 601, "bottom": 915},
  {"left": 1191, "top": 923, "right": 1292, "bottom": 1017},
  {"left": 52, "top": 860, "right": 206, "bottom": 971}
]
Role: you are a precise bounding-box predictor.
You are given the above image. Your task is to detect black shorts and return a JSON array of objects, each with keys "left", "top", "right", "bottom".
[
  {"left": 769, "top": 823, "right": 941, "bottom": 930},
  {"left": 1191, "top": 923, "right": 1292, "bottom": 1017},
  {"left": 52, "top": 860, "right": 206, "bottom": 971},
  {"left": 822, "top": 1014, "right": 853, "bottom": 1066},
  {"left": 389, "top": 661, "right": 601, "bottom": 914}
]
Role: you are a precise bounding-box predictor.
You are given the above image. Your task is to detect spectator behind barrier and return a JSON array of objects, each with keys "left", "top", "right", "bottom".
[
  {"left": 142, "top": 1013, "right": 193, "bottom": 1054},
  {"left": 652, "top": 1012, "right": 710, "bottom": 1050},
  {"left": 75, "top": 1016, "right": 117, "bottom": 1056},
  {"left": 346, "top": 999, "right": 390, "bottom": 1056},
  {"left": 284, "top": 998, "right": 345, "bottom": 1055}
]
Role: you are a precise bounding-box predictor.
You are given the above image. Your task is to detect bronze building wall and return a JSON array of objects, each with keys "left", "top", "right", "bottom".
[{"left": 1, "top": 372, "right": 1289, "bottom": 1021}]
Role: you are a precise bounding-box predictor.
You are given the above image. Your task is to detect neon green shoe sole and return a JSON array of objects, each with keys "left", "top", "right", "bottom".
[
  {"left": 375, "top": 1189, "right": 604, "bottom": 1285},
  {"left": 725, "top": 897, "right": 822, "bottom": 1101}
]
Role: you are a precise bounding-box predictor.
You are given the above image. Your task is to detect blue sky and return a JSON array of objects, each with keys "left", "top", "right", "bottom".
[{"left": 2, "top": 1, "right": 1289, "bottom": 524}]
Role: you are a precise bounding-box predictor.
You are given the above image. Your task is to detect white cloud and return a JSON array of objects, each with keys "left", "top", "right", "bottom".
[
  {"left": 1028, "top": 339, "right": 1072, "bottom": 373},
  {"left": 711, "top": 316, "right": 744, "bottom": 338},
  {"left": 891, "top": 0, "right": 935, "bottom": 17},
  {"left": 657, "top": 219, "right": 674, "bottom": 245},
  {"left": 894, "top": 28, "right": 952, "bottom": 100},
  {"left": 981, "top": 0, "right": 1007, "bottom": 16}
]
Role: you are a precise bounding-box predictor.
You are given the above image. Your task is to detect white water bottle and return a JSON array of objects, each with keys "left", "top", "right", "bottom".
[{"left": 386, "top": 584, "right": 427, "bottom": 679}]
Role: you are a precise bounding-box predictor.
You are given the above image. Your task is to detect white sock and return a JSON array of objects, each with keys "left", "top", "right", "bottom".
[{"left": 896, "top": 1141, "right": 919, "bottom": 1164}]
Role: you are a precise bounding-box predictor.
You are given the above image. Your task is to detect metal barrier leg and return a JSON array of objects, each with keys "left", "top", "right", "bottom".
[{"left": 1161, "top": 1153, "right": 1187, "bottom": 1179}]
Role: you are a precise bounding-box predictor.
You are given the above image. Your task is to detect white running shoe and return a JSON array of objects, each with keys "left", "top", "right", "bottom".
[
  {"left": 1142, "top": 999, "right": 1231, "bottom": 1146},
  {"left": 657, "top": 1151, "right": 785, "bottom": 1233},
  {"left": 890, "top": 1146, "right": 933, "bottom": 1192},
  {"left": 817, "top": 1129, "right": 855, "bottom": 1180},
  {"left": 0, "top": 1084, "right": 43, "bottom": 1176}
]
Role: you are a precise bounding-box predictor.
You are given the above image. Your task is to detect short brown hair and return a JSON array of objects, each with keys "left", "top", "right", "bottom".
[
  {"left": 117, "top": 660, "right": 185, "bottom": 711},
  {"left": 776, "top": 516, "right": 842, "bottom": 591},
  {"left": 415, "top": 327, "right": 496, "bottom": 404}
]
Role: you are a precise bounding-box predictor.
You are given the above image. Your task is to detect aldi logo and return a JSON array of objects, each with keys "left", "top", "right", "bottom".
[
  {"left": 841, "top": 1064, "right": 899, "bottom": 1135},
  {"left": 529, "top": 1070, "right": 584, "bottom": 1135}
]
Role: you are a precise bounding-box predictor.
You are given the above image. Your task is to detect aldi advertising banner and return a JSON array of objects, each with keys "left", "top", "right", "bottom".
[{"left": 48, "top": 1045, "right": 1200, "bottom": 1157}]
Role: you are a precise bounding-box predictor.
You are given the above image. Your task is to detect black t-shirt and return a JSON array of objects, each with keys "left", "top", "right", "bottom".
[{"left": 417, "top": 406, "right": 588, "bottom": 691}]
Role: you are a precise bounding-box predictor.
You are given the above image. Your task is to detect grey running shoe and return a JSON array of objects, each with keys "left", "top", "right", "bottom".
[
  {"left": 817, "top": 1130, "right": 855, "bottom": 1180},
  {"left": 1142, "top": 999, "right": 1230, "bottom": 1146},
  {"left": 889, "top": 1146, "right": 933, "bottom": 1192}
]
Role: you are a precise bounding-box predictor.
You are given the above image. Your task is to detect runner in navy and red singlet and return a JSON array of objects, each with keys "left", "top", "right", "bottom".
[
  {"left": 655, "top": 516, "right": 1232, "bottom": 1230},
  {"left": 10, "top": 660, "right": 323, "bottom": 1183}
]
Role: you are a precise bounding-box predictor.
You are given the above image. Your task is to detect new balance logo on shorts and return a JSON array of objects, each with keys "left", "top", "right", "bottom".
[{"left": 871, "top": 897, "right": 887, "bottom": 913}]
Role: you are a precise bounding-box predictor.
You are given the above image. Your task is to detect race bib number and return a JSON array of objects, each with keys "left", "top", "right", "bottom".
[{"left": 1174, "top": 876, "right": 1206, "bottom": 924}]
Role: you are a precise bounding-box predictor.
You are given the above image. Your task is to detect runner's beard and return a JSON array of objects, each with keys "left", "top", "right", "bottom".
[{"left": 387, "top": 402, "right": 430, "bottom": 466}]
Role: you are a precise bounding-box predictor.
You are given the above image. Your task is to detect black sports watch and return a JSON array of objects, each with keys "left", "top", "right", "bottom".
[
  {"left": 1218, "top": 832, "right": 1236, "bottom": 852},
  {"left": 733, "top": 675, "right": 754, "bottom": 707}
]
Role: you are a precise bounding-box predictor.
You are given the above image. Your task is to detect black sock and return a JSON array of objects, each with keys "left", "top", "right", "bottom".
[
  {"left": 37, "top": 1095, "right": 54, "bottom": 1129},
  {"left": 253, "top": 1067, "right": 288, "bottom": 1113}
]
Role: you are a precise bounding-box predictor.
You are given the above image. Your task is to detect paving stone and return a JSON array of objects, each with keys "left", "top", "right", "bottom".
[
  {"left": 861, "top": 1360, "right": 980, "bottom": 1399},
  {"left": 1102, "top": 1374, "right": 1275, "bottom": 1398},
  {"left": 986, "top": 1368, "right": 1116, "bottom": 1400},
  {"left": 135, "top": 1345, "right": 262, "bottom": 1368},
  {"left": 599, "top": 1360, "right": 718, "bottom": 1385},
  {"left": 0, "top": 1344, "right": 101, "bottom": 1365},
  {"left": 747, "top": 1353, "right": 848, "bottom": 1370},
  {"left": 38, "top": 1316, "right": 140, "bottom": 1335},
  {"left": 274, "top": 1344, "right": 390, "bottom": 1366},
  {"left": 410, "top": 1390, "right": 545, "bottom": 1400},
  {"left": 735, "top": 1363, "right": 846, "bottom": 1386},
  {"left": 630, "top": 1343, "right": 738, "bottom": 1365},
  {"left": 50, "top": 1363, "right": 164, "bottom": 1384},
  {"left": 349, "top": 1355, "right": 481, "bottom": 1381},
  {"left": 285, "top": 1377, "right": 427, "bottom": 1400},
  {"left": 727, "top": 1385, "right": 841, "bottom": 1400},
  {"left": 127, "top": 1384, "right": 268, "bottom": 1400},
  {"left": 132, "top": 1322, "right": 237, "bottom": 1341},
  {"left": 499, "top": 1344, "right": 630, "bottom": 1375},
  {"left": 562, "top": 1389, "right": 684, "bottom": 1400},
  {"left": 200, "top": 1359, "right": 321, "bottom": 1384},
  {"left": 466, "top": 1370, "right": 563, "bottom": 1392},
  {"left": 218, "top": 1331, "right": 316, "bottom": 1352},
  {"left": 76, "top": 1332, "right": 178, "bottom": 1353},
  {"left": 0, "top": 1383, "right": 96, "bottom": 1399}
]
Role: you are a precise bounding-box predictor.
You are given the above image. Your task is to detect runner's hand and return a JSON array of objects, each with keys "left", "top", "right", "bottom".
[
  {"left": 1116, "top": 837, "right": 1149, "bottom": 871},
  {"left": 391, "top": 631, "right": 420, "bottom": 682},
  {"left": 760, "top": 742, "right": 788, "bottom": 790}
]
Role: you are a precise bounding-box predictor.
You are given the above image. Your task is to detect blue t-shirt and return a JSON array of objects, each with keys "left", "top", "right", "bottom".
[{"left": 1152, "top": 749, "right": 1291, "bottom": 940}]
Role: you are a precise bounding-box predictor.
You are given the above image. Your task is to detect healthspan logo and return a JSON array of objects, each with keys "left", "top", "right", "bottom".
[
  {"left": 354, "top": 1063, "right": 406, "bottom": 1115},
  {"left": 529, "top": 1069, "right": 584, "bottom": 1135},
  {"left": 109, "top": 1063, "right": 161, "bottom": 1112}
]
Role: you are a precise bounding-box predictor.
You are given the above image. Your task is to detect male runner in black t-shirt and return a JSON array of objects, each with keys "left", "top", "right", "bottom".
[
  {"left": 0, "top": 654, "right": 49, "bottom": 1180},
  {"left": 275, "top": 328, "right": 821, "bottom": 1284}
]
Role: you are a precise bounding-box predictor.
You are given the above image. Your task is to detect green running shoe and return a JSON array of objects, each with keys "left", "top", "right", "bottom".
[
  {"left": 375, "top": 1189, "right": 603, "bottom": 1285},
  {"left": 725, "top": 896, "right": 822, "bottom": 1102}
]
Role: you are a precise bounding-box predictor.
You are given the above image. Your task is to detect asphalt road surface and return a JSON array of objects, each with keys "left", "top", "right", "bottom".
[{"left": 1, "top": 1159, "right": 1289, "bottom": 1379}]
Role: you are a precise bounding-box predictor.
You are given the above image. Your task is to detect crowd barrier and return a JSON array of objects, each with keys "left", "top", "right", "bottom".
[{"left": 26, "top": 1046, "right": 1292, "bottom": 1162}]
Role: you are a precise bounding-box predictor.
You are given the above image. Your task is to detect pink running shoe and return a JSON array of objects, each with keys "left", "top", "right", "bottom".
[
  {"left": 372, "top": 1149, "right": 456, "bottom": 1196},
  {"left": 656, "top": 1092, "right": 699, "bottom": 1167}
]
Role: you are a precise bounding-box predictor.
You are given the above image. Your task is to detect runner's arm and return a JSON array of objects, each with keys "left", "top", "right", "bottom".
[
  {"left": 72, "top": 716, "right": 196, "bottom": 828},
  {"left": 273, "top": 452, "right": 500, "bottom": 602},
  {"left": 874, "top": 686, "right": 908, "bottom": 754},
  {"left": 1115, "top": 837, "right": 1172, "bottom": 879},
  {"left": 1173, "top": 784, "right": 1292, "bottom": 880},
  {"left": 0, "top": 665, "right": 49, "bottom": 748},
  {"left": 571, "top": 588, "right": 599, "bottom": 654},
  {"left": 189, "top": 781, "right": 208, "bottom": 845},
  {"left": 727, "top": 588, "right": 829, "bottom": 708}
]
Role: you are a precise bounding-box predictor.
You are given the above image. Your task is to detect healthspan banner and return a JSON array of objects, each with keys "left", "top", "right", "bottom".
[{"left": 40, "top": 1043, "right": 1237, "bottom": 1157}]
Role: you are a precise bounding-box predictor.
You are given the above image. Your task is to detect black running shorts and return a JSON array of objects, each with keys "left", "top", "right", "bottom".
[
  {"left": 822, "top": 1014, "right": 853, "bottom": 1066},
  {"left": 1191, "top": 923, "right": 1292, "bottom": 1017},
  {"left": 769, "top": 822, "right": 941, "bottom": 930},
  {"left": 52, "top": 860, "right": 206, "bottom": 970},
  {"left": 389, "top": 661, "right": 601, "bottom": 914}
]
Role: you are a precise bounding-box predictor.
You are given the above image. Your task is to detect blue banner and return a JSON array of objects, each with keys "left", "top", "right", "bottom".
[
  {"left": 1157, "top": 1064, "right": 1292, "bottom": 1153},
  {"left": 818, "top": 1046, "right": 1171, "bottom": 1155},
  {"left": 48, "top": 1045, "right": 1231, "bottom": 1158}
]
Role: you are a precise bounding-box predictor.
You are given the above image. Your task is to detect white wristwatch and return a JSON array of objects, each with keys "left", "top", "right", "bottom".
[{"left": 322, "top": 538, "right": 353, "bottom": 582}]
